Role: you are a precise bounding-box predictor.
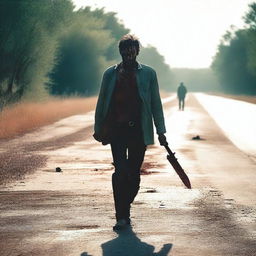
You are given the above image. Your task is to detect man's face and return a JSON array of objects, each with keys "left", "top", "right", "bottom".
[{"left": 120, "top": 46, "right": 138, "bottom": 63}]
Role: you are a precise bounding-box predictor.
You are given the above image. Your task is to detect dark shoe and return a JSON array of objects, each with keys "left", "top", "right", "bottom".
[{"left": 113, "top": 219, "right": 130, "bottom": 231}]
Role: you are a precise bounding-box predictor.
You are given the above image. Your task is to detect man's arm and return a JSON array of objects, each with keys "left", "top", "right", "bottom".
[
  {"left": 150, "top": 69, "right": 168, "bottom": 146},
  {"left": 94, "top": 72, "right": 106, "bottom": 137},
  {"left": 150, "top": 69, "right": 166, "bottom": 135}
]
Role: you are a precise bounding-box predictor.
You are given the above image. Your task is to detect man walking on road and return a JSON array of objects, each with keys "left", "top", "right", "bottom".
[
  {"left": 93, "top": 34, "right": 167, "bottom": 231},
  {"left": 177, "top": 82, "right": 187, "bottom": 111}
]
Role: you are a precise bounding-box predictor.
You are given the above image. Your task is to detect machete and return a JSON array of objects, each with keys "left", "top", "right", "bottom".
[{"left": 164, "top": 144, "right": 192, "bottom": 189}]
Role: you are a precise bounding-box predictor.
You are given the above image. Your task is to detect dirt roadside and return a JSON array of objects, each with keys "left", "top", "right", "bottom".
[{"left": 0, "top": 94, "right": 255, "bottom": 256}]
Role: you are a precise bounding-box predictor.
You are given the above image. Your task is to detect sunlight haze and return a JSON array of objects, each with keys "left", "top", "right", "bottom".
[{"left": 72, "top": 0, "right": 254, "bottom": 68}]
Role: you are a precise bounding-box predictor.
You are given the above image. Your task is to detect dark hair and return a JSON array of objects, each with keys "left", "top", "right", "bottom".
[{"left": 119, "top": 34, "right": 140, "bottom": 54}]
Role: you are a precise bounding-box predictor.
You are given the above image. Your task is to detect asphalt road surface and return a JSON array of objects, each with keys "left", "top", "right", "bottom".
[{"left": 0, "top": 93, "right": 255, "bottom": 256}]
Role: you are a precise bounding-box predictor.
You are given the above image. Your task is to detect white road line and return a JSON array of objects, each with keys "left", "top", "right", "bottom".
[{"left": 195, "top": 93, "right": 256, "bottom": 158}]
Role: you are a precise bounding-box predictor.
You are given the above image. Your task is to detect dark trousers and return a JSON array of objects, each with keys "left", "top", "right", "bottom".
[
  {"left": 179, "top": 97, "right": 185, "bottom": 110},
  {"left": 110, "top": 122, "right": 146, "bottom": 221}
]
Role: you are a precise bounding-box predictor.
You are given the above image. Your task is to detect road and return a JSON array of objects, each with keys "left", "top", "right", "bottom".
[{"left": 0, "top": 93, "right": 255, "bottom": 256}]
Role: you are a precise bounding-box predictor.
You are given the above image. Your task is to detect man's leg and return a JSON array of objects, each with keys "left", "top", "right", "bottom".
[
  {"left": 179, "top": 98, "right": 181, "bottom": 110},
  {"left": 126, "top": 130, "right": 146, "bottom": 217},
  {"left": 111, "top": 138, "right": 129, "bottom": 222}
]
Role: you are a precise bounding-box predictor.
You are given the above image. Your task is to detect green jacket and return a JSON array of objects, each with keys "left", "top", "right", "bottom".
[{"left": 94, "top": 63, "right": 166, "bottom": 145}]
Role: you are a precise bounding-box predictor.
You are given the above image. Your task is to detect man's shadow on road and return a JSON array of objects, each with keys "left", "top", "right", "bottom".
[{"left": 81, "top": 227, "right": 172, "bottom": 256}]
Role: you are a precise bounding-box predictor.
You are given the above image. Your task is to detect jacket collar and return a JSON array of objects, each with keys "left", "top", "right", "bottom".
[{"left": 114, "top": 62, "right": 142, "bottom": 70}]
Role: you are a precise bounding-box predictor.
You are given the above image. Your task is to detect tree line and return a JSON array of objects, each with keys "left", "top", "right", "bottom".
[
  {"left": 211, "top": 2, "right": 256, "bottom": 95},
  {"left": 171, "top": 68, "right": 220, "bottom": 92},
  {"left": 1, "top": 0, "right": 255, "bottom": 109},
  {"left": 0, "top": 0, "right": 174, "bottom": 109}
]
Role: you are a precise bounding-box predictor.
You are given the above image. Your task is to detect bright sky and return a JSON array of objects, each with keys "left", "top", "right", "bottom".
[{"left": 72, "top": 0, "right": 254, "bottom": 68}]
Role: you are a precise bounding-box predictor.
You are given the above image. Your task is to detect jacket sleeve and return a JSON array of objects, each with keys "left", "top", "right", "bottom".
[
  {"left": 94, "top": 72, "right": 106, "bottom": 134},
  {"left": 150, "top": 70, "right": 166, "bottom": 134}
]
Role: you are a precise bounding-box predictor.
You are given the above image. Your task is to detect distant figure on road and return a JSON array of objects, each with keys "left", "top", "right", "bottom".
[
  {"left": 177, "top": 82, "right": 187, "bottom": 111},
  {"left": 93, "top": 34, "right": 167, "bottom": 231}
]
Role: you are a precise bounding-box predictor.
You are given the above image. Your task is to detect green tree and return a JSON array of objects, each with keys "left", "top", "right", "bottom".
[
  {"left": 0, "top": 0, "right": 73, "bottom": 108},
  {"left": 244, "top": 2, "right": 256, "bottom": 77},
  {"left": 87, "top": 8, "right": 130, "bottom": 61},
  {"left": 211, "top": 2, "right": 256, "bottom": 95},
  {"left": 212, "top": 29, "right": 256, "bottom": 94},
  {"left": 139, "top": 46, "right": 174, "bottom": 91},
  {"left": 49, "top": 7, "right": 115, "bottom": 96}
]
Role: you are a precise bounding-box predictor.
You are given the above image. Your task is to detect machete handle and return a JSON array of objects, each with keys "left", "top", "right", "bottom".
[{"left": 164, "top": 145, "right": 174, "bottom": 156}]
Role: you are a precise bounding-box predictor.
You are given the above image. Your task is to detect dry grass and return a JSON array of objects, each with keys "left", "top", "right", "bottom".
[{"left": 0, "top": 97, "right": 97, "bottom": 140}]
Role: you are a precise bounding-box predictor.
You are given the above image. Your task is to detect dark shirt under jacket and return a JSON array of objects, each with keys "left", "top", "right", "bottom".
[{"left": 110, "top": 63, "right": 141, "bottom": 124}]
